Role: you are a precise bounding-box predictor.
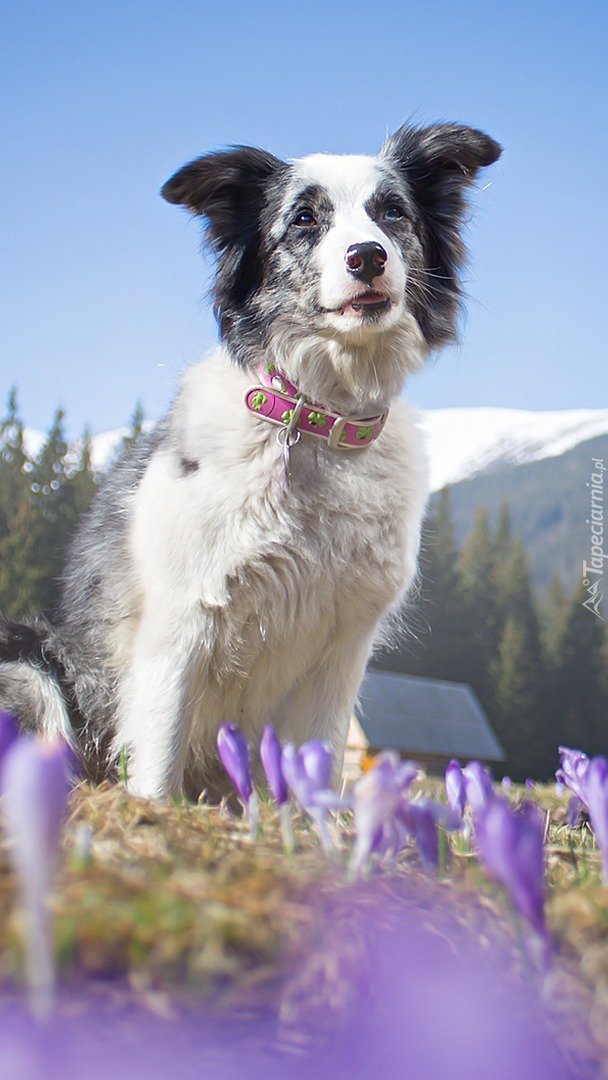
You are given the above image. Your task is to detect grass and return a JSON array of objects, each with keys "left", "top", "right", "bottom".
[{"left": 1, "top": 777, "right": 608, "bottom": 1073}]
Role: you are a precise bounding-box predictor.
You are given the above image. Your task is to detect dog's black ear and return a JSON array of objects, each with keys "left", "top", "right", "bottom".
[
  {"left": 161, "top": 146, "right": 287, "bottom": 252},
  {"left": 381, "top": 123, "right": 502, "bottom": 346},
  {"left": 382, "top": 122, "right": 501, "bottom": 184}
]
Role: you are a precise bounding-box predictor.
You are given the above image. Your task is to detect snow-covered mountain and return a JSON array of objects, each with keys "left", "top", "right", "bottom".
[
  {"left": 25, "top": 407, "right": 608, "bottom": 488},
  {"left": 422, "top": 407, "right": 608, "bottom": 492}
]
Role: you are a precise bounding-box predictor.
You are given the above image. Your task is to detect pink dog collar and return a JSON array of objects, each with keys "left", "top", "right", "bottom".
[{"left": 245, "top": 364, "right": 388, "bottom": 450}]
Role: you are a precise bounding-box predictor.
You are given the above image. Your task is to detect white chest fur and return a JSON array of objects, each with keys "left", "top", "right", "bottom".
[{"left": 120, "top": 351, "right": 429, "bottom": 797}]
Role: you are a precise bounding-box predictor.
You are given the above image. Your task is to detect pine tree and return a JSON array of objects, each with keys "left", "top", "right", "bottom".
[
  {"left": 28, "top": 407, "right": 72, "bottom": 615},
  {"left": 0, "top": 388, "right": 30, "bottom": 540},
  {"left": 0, "top": 496, "right": 46, "bottom": 617},
  {"left": 117, "top": 400, "right": 145, "bottom": 459},
  {"left": 494, "top": 500, "right": 513, "bottom": 566},
  {"left": 457, "top": 506, "right": 502, "bottom": 705},
  {"left": 540, "top": 575, "right": 570, "bottom": 663},
  {"left": 413, "top": 487, "right": 465, "bottom": 680},
  {"left": 490, "top": 541, "right": 548, "bottom": 778},
  {"left": 491, "top": 615, "right": 543, "bottom": 779},
  {"left": 372, "top": 488, "right": 467, "bottom": 678},
  {"left": 551, "top": 584, "right": 608, "bottom": 756}
]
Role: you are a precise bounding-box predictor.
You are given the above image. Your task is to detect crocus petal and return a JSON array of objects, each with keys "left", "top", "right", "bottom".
[
  {"left": 566, "top": 794, "right": 583, "bottom": 828},
  {"left": 260, "top": 725, "right": 288, "bottom": 805},
  {"left": 0, "top": 710, "right": 19, "bottom": 774},
  {"left": 282, "top": 741, "right": 339, "bottom": 857},
  {"left": 556, "top": 746, "right": 590, "bottom": 805},
  {"left": 463, "top": 761, "right": 494, "bottom": 812},
  {"left": 1, "top": 737, "right": 71, "bottom": 1013},
  {"left": 445, "top": 759, "right": 466, "bottom": 818},
  {"left": 582, "top": 756, "right": 608, "bottom": 883},
  {"left": 217, "top": 724, "right": 253, "bottom": 804},
  {"left": 282, "top": 741, "right": 335, "bottom": 812},
  {"left": 475, "top": 797, "right": 548, "bottom": 944},
  {"left": 349, "top": 752, "right": 418, "bottom": 874},
  {"left": 299, "top": 741, "right": 333, "bottom": 792},
  {"left": 402, "top": 802, "right": 439, "bottom": 869},
  {"left": 400, "top": 797, "right": 462, "bottom": 872}
]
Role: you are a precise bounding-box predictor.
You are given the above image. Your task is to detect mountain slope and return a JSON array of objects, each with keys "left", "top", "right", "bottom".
[
  {"left": 429, "top": 433, "right": 607, "bottom": 590},
  {"left": 421, "top": 407, "right": 608, "bottom": 492}
]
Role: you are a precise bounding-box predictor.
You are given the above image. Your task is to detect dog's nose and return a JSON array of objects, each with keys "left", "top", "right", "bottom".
[{"left": 345, "top": 242, "right": 387, "bottom": 285}]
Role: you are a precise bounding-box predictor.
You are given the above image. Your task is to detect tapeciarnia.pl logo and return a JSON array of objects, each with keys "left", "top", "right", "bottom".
[{"left": 582, "top": 457, "right": 605, "bottom": 621}]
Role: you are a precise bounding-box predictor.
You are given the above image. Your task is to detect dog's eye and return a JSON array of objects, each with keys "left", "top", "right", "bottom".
[
  {"left": 293, "top": 209, "right": 317, "bottom": 228},
  {"left": 383, "top": 205, "right": 404, "bottom": 223}
]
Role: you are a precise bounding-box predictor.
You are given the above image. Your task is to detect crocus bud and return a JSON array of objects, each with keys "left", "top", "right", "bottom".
[
  {"left": 1, "top": 737, "right": 72, "bottom": 1014},
  {"left": 282, "top": 741, "right": 334, "bottom": 811},
  {"left": 474, "top": 796, "right": 549, "bottom": 955},
  {"left": 350, "top": 752, "right": 417, "bottom": 875},
  {"left": 217, "top": 724, "right": 253, "bottom": 805},
  {"left": 463, "top": 761, "right": 494, "bottom": 812},
  {"left": 556, "top": 746, "right": 590, "bottom": 804},
  {"left": 445, "top": 759, "right": 466, "bottom": 818},
  {"left": 260, "top": 725, "right": 288, "bottom": 805},
  {"left": 583, "top": 756, "right": 608, "bottom": 884},
  {"left": 0, "top": 710, "right": 19, "bottom": 775}
]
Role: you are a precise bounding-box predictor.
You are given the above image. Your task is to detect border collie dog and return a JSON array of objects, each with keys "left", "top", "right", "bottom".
[{"left": 0, "top": 123, "right": 500, "bottom": 800}]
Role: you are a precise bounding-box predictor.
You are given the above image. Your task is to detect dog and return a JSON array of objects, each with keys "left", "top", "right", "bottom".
[{"left": 0, "top": 122, "right": 501, "bottom": 800}]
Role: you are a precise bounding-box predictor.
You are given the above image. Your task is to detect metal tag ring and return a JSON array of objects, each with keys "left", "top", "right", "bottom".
[{"left": 277, "top": 426, "right": 301, "bottom": 449}]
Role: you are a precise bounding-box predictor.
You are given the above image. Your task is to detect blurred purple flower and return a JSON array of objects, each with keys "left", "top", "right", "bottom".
[
  {"left": 501, "top": 776, "right": 512, "bottom": 791},
  {"left": 217, "top": 724, "right": 253, "bottom": 803},
  {"left": 282, "top": 741, "right": 335, "bottom": 811},
  {"left": 463, "top": 760, "right": 494, "bottom": 812},
  {"left": 566, "top": 794, "right": 584, "bottom": 828},
  {"left": 260, "top": 726, "right": 293, "bottom": 854},
  {"left": 0, "top": 710, "right": 19, "bottom": 774},
  {"left": 556, "top": 746, "right": 590, "bottom": 803},
  {"left": 282, "top": 741, "right": 342, "bottom": 856},
  {"left": 1, "top": 736, "right": 72, "bottom": 1014},
  {"left": 401, "top": 799, "right": 461, "bottom": 871},
  {"left": 582, "top": 756, "right": 608, "bottom": 883},
  {"left": 525, "top": 779, "right": 534, "bottom": 790},
  {"left": 260, "top": 725, "right": 288, "bottom": 806},
  {"left": 445, "top": 759, "right": 466, "bottom": 818},
  {"left": 350, "top": 752, "right": 417, "bottom": 875},
  {"left": 217, "top": 724, "right": 258, "bottom": 835},
  {"left": 474, "top": 796, "right": 549, "bottom": 955}
]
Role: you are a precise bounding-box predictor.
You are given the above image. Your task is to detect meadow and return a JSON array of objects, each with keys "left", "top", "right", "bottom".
[{"left": 1, "top": 761, "right": 608, "bottom": 1079}]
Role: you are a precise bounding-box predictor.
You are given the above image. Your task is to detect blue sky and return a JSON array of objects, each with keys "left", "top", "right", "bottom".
[{"left": 1, "top": 0, "right": 606, "bottom": 437}]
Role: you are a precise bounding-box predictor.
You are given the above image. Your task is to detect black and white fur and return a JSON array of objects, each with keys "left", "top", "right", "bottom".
[{"left": 0, "top": 123, "right": 501, "bottom": 799}]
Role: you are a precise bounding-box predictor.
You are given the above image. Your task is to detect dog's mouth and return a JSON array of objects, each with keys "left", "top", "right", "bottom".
[{"left": 338, "top": 291, "right": 392, "bottom": 318}]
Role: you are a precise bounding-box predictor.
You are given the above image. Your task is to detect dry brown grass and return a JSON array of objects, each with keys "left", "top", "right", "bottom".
[{"left": 0, "top": 778, "right": 607, "bottom": 1073}]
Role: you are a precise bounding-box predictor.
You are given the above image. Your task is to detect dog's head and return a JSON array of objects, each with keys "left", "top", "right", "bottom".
[{"left": 162, "top": 124, "right": 501, "bottom": 406}]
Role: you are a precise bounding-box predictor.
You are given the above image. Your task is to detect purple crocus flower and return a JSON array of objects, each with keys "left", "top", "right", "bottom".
[
  {"left": 566, "top": 794, "right": 584, "bottom": 828},
  {"left": 1, "top": 737, "right": 72, "bottom": 1014},
  {"left": 260, "top": 725, "right": 288, "bottom": 805},
  {"left": 463, "top": 760, "right": 494, "bottom": 812},
  {"left": 474, "top": 796, "right": 549, "bottom": 958},
  {"left": 555, "top": 746, "right": 590, "bottom": 803},
  {"left": 282, "top": 741, "right": 341, "bottom": 856},
  {"left": 501, "top": 776, "right": 512, "bottom": 791},
  {"left": 400, "top": 798, "right": 462, "bottom": 871},
  {"left": 217, "top": 724, "right": 258, "bottom": 835},
  {"left": 349, "top": 752, "right": 417, "bottom": 875},
  {"left": 582, "top": 756, "right": 608, "bottom": 883},
  {"left": 445, "top": 759, "right": 466, "bottom": 818},
  {"left": 281, "top": 740, "right": 335, "bottom": 810},
  {"left": 259, "top": 725, "right": 293, "bottom": 854},
  {"left": 0, "top": 710, "right": 19, "bottom": 774}
]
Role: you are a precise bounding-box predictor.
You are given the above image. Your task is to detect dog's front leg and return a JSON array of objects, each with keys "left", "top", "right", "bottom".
[
  {"left": 114, "top": 607, "right": 201, "bottom": 800},
  {"left": 280, "top": 636, "right": 374, "bottom": 786}
]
